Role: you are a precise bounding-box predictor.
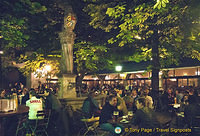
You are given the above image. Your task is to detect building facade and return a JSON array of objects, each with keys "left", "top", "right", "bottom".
[{"left": 82, "top": 60, "right": 200, "bottom": 90}]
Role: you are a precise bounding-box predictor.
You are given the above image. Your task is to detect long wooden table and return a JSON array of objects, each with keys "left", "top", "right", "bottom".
[{"left": 0, "top": 105, "right": 29, "bottom": 136}]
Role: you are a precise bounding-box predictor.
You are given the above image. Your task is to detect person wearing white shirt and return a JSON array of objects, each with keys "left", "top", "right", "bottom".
[
  {"left": 25, "top": 90, "right": 44, "bottom": 135},
  {"left": 26, "top": 90, "right": 44, "bottom": 120}
]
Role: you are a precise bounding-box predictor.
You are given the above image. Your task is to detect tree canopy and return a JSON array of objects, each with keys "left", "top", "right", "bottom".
[
  {"left": 84, "top": 0, "right": 200, "bottom": 63},
  {"left": 18, "top": 53, "right": 60, "bottom": 77},
  {"left": 83, "top": 0, "right": 200, "bottom": 91},
  {"left": 0, "top": 0, "right": 115, "bottom": 80},
  {"left": 0, "top": 0, "right": 47, "bottom": 49}
]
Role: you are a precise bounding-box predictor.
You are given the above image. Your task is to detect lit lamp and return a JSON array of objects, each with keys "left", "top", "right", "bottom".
[
  {"left": 44, "top": 65, "right": 51, "bottom": 87},
  {"left": 45, "top": 65, "right": 51, "bottom": 72},
  {"left": 115, "top": 65, "right": 122, "bottom": 72},
  {"left": 115, "top": 65, "right": 122, "bottom": 81}
]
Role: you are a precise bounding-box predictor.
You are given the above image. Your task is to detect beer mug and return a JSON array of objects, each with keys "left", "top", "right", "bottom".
[
  {"left": 113, "top": 111, "right": 119, "bottom": 122},
  {"left": 128, "top": 111, "right": 133, "bottom": 119}
]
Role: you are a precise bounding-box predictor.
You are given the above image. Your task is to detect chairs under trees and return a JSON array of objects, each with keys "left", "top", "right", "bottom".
[
  {"left": 29, "top": 110, "right": 51, "bottom": 136},
  {"left": 191, "top": 116, "right": 200, "bottom": 135},
  {"left": 16, "top": 114, "right": 28, "bottom": 136}
]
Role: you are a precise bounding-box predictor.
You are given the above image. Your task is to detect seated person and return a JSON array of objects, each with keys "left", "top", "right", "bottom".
[
  {"left": 117, "top": 95, "right": 128, "bottom": 116},
  {"left": 108, "top": 90, "right": 128, "bottom": 116},
  {"left": 0, "top": 89, "right": 7, "bottom": 98},
  {"left": 44, "top": 89, "right": 70, "bottom": 136},
  {"left": 131, "top": 89, "right": 139, "bottom": 101},
  {"left": 123, "top": 95, "right": 134, "bottom": 111},
  {"left": 44, "top": 89, "right": 62, "bottom": 111},
  {"left": 82, "top": 90, "right": 101, "bottom": 118},
  {"left": 25, "top": 90, "right": 44, "bottom": 135},
  {"left": 141, "top": 89, "right": 154, "bottom": 109},
  {"left": 184, "top": 95, "right": 200, "bottom": 128},
  {"left": 179, "top": 94, "right": 189, "bottom": 112},
  {"left": 99, "top": 95, "right": 123, "bottom": 135},
  {"left": 131, "top": 97, "right": 159, "bottom": 135},
  {"left": 181, "top": 94, "right": 189, "bottom": 105},
  {"left": 26, "top": 90, "right": 44, "bottom": 120},
  {"left": 193, "top": 90, "right": 200, "bottom": 104}
]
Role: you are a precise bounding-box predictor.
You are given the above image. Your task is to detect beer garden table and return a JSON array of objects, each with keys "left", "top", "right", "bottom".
[{"left": 0, "top": 105, "right": 29, "bottom": 136}]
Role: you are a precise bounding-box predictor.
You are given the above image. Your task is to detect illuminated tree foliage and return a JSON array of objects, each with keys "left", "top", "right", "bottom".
[
  {"left": 74, "top": 41, "right": 111, "bottom": 87},
  {"left": 1, "top": 0, "right": 114, "bottom": 83},
  {"left": 83, "top": 0, "right": 200, "bottom": 92},
  {"left": 0, "top": 0, "right": 64, "bottom": 80},
  {"left": 18, "top": 53, "right": 60, "bottom": 77},
  {"left": 0, "top": 0, "right": 48, "bottom": 86}
]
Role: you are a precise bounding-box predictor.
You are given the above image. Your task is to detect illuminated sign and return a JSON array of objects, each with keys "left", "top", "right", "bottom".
[{"left": 115, "top": 127, "right": 122, "bottom": 134}]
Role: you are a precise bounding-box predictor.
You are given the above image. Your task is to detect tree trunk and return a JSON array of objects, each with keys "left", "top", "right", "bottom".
[
  {"left": 76, "top": 72, "right": 85, "bottom": 91},
  {"left": 151, "top": 32, "right": 160, "bottom": 94},
  {"left": 0, "top": 55, "right": 2, "bottom": 88}
]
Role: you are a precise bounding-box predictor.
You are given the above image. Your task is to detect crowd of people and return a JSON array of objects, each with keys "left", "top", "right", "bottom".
[
  {"left": 1, "top": 81, "right": 200, "bottom": 136},
  {"left": 81, "top": 84, "right": 200, "bottom": 135},
  {"left": 0, "top": 82, "right": 69, "bottom": 136},
  {"left": 0, "top": 82, "right": 58, "bottom": 102}
]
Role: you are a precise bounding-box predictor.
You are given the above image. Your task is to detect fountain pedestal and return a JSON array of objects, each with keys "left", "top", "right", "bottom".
[{"left": 58, "top": 74, "right": 76, "bottom": 98}]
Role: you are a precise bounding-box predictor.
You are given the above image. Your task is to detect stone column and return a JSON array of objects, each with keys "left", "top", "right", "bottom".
[{"left": 58, "top": 2, "right": 77, "bottom": 98}]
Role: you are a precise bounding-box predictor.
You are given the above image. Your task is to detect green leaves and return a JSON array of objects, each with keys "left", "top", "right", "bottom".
[
  {"left": 20, "top": 0, "right": 47, "bottom": 14},
  {"left": 0, "top": 0, "right": 47, "bottom": 50},
  {"left": 84, "top": 0, "right": 200, "bottom": 71},
  {"left": 74, "top": 41, "right": 109, "bottom": 73},
  {"left": 154, "top": 0, "right": 169, "bottom": 9},
  {"left": 128, "top": 47, "right": 152, "bottom": 62},
  {"left": 19, "top": 53, "right": 60, "bottom": 76},
  {"left": 106, "top": 5, "right": 125, "bottom": 18},
  {"left": 0, "top": 16, "right": 28, "bottom": 48}
]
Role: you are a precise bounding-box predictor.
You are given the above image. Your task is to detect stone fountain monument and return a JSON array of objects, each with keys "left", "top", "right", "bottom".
[{"left": 57, "top": 1, "right": 77, "bottom": 98}]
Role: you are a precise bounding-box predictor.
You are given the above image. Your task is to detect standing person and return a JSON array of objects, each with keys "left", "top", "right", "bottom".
[
  {"left": 21, "top": 88, "right": 30, "bottom": 105},
  {"left": 116, "top": 94, "right": 128, "bottom": 116},
  {"left": 193, "top": 89, "right": 200, "bottom": 104},
  {"left": 38, "top": 81, "right": 43, "bottom": 93},
  {"left": 161, "top": 88, "right": 175, "bottom": 111},
  {"left": 175, "top": 90, "right": 184, "bottom": 104},
  {"left": 19, "top": 82, "right": 24, "bottom": 90},
  {"left": 44, "top": 89, "right": 70, "bottom": 136},
  {"left": 82, "top": 90, "right": 102, "bottom": 118},
  {"left": 99, "top": 95, "right": 123, "bottom": 135},
  {"left": 14, "top": 82, "right": 20, "bottom": 90}
]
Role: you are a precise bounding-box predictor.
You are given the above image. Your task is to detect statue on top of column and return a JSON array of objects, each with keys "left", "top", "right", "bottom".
[{"left": 58, "top": 0, "right": 77, "bottom": 74}]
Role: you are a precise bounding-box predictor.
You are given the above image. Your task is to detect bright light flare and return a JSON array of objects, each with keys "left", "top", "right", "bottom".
[
  {"left": 45, "top": 65, "right": 51, "bottom": 72},
  {"left": 115, "top": 65, "right": 122, "bottom": 72}
]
